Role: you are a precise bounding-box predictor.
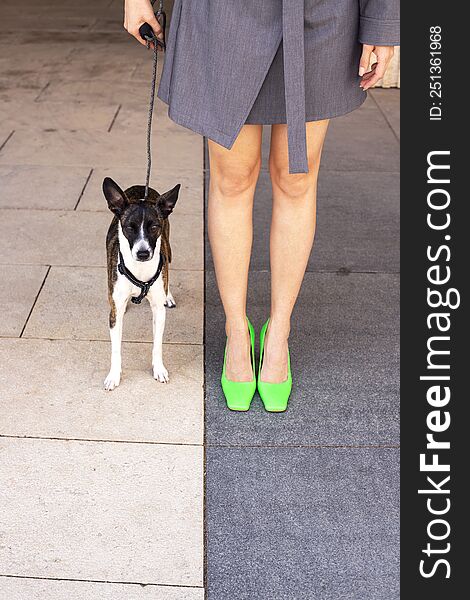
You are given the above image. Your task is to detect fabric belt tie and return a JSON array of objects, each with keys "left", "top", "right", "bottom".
[{"left": 282, "top": 0, "right": 308, "bottom": 174}]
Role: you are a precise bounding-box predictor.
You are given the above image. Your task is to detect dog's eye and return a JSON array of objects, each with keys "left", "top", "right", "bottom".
[
  {"left": 124, "top": 225, "right": 136, "bottom": 234},
  {"left": 149, "top": 224, "right": 159, "bottom": 232}
]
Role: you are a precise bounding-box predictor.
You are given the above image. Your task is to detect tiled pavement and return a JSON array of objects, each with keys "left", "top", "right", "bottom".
[
  {"left": 0, "top": 1, "right": 399, "bottom": 599},
  {"left": 1, "top": 1, "right": 204, "bottom": 599}
]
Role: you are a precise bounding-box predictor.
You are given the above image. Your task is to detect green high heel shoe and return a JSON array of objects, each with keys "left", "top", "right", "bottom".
[
  {"left": 258, "top": 319, "right": 292, "bottom": 412},
  {"left": 221, "top": 318, "right": 256, "bottom": 411}
]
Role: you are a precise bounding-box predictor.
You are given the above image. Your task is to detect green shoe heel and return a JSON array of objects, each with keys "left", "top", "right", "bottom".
[
  {"left": 257, "top": 319, "right": 292, "bottom": 412},
  {"left": 221, "top": 318, "right": 257, "bottom": 411}
]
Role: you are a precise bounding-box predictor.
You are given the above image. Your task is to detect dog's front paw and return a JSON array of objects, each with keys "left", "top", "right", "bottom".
[
  {"left": 104, "top": 370, "right": 121, "bottom": 391},
  {"left": 165, "top": 291, "right": 176, "bottom": 308},
  {"left": 153, "top": 364, "right": 169, "bottom": 383}
]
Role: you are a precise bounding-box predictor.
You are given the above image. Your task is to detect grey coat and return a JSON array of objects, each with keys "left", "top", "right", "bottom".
[{"left": 158, "top": 0, "right": 400, "bottom": 173}]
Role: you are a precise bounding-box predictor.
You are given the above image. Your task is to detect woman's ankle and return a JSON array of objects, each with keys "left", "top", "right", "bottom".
[
  {"left": 225, "top": 316, "right": 249, "bottom": 336},
  {"left": 267, "top": 315, "right": 291, "bottom": 341}
]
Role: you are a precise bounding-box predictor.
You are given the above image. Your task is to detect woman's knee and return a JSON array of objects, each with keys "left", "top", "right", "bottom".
[
  {"left": 211, "top": 158, "right": 261, "bottom": 198},
  {"left": 269, "top": 160, "right": 318, "bottom": 200}
]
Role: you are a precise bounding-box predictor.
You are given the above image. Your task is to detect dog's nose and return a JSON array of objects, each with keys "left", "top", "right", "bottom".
[{"left": 136, "top": 249, "right": 151, "bottom": 261}]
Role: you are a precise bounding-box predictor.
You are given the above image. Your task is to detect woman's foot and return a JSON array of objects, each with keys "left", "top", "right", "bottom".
[
  {"left": 260, "top": 320, "right": 289, "bottom": 383},
  {"left": 225, "top": 323, "right": 253, "bottom": 382}
]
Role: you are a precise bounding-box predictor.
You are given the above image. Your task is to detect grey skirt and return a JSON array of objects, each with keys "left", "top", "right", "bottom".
[{"left": 158, "top": 0, "right": 400, "bottom": 173}]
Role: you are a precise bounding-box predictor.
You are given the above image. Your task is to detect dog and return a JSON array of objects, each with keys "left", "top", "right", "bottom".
[{"left": 102, "top": 177, "right": 180, "bottom": 390}]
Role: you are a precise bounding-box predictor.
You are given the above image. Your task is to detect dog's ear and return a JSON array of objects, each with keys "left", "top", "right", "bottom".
[
  {"left": 158, "top": 184, "right": 180, "bottom": 219},
  {"left": 103, "top": 177, "right": 128, "bottom": 216}
]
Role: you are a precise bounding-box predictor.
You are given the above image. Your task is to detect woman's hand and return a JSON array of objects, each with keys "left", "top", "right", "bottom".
[
  {"left": 359, "top": 45, "right": 395, "bottom": 91},
  {"left": 124, "top": 0, "right": 163, "bottom": 48}
]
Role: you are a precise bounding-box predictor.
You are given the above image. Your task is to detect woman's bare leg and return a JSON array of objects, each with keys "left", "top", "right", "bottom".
[
  {"left": 262, "top": 120, "right": 330, "bottom": 383},
  {"left": 208, "top": 125, "right": 262, "bottom": 381}
]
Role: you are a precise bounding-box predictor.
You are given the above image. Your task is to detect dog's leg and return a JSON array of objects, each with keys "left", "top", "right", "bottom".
[
  {"left": 150, "top": 299, "right": 169, "bottom": 383},
  {"left": 104, "top": 298, "right": 127, "bottom": 391},
  {"left": 165, "top": 287, "right": 176, "bottom": 308}
]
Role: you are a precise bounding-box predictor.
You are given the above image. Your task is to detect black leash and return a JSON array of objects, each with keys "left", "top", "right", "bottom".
[
  {"left": 118, "top": 250, "right": 165, "bottom": 304},
  {"left": 116, "top": 2, "right": 167, "bottom": 304},
  {"left": 139, "top": 0, "right": 166, "bottom": 201}
]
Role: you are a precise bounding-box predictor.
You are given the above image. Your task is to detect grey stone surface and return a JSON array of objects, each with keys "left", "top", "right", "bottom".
[
  {"left": 370, "top": 89, "right": 400, "bottom": 140},
  {"left": 321, "top": 101, "right": 400, "bottom": 172},
  {"left": 0, "top": 165, "right": 91, "bottom": 210},
  {"left": 0, "top": 438, "right": 203, "bottom": 587},
  {"left": 38, "top": 78, "right": 155, "bottom": 105},
  {"left": 206, "top": 447, "right": 399, "bottom": 600},
  {"left": 0, "top": 128, "right": 13, "bottom": 150},
  {"left": 0, "top": 74, "right": 49, "bottom": 103},
  {"left": 205, "top": 271, "right": 399, "bottom": 446},
  {"left": 0, "top": 577, "right": 204, "bottom": 600},
  {"left": 0, "top": 99, "right": 117, "bottom": 131},
  {"left": 0, "top": 128, "right": 202, "bottom": 173}
]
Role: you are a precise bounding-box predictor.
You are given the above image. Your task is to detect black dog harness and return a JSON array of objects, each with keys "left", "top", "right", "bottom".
[{"left": 118, "top": 251, "right": 165, "bottom": 304}]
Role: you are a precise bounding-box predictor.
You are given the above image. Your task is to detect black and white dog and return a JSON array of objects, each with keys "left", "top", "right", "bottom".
[{"left": 102, "top": 177, "right": 180, "bottom": 390}]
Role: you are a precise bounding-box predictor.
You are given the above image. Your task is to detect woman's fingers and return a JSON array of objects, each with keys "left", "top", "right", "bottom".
[
  {"left": 358, "top": 44, "right": 374, "bottom": 77},
  {"left": 361, "top": 63, "right": 377, "bottom": 81},
  {"left": 148, "top": 15, "right": 164, "bottom": 50},
  {"left": 360, "top": 46, "right": 394, "bottom": 91},
  {"left": 123, "top": 0, "right": 163, "bottom": 47}
]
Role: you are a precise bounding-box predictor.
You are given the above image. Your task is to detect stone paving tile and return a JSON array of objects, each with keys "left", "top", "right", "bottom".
[
  {"left": 321, "top": 101, "right": 399, "bottom": 172},
  {"left": 65, "top": 42, "right": 145, "bottom": 66},
  {"left": 131, "top": 59, "right": 165, "bottom": 82},
  {"left": 91, "top": 18, "right": 128, "bottom": 34},
  {"left": 0, "top": 338, "right": 203, "bottom": 444},
  {"left": 0, "top": 265, "right": 48, "bottom": 337},
  {"left": 0, "top": 129, "right": 203, "bottom": 173},
  {"left": 0, "top": 15, "right": 94, "bottom": 33},
  {"left": 112, "top": 101, "right": 198, "bottom": 137},
  {"left": 78, "top": 166, "right": 203, "bottom": 215},
  {"left": 56, "top": 56, "right": 138, "bottom": 81},
  {"left": 0, "top": 100, "right": 117, "bottom": 132},
  {"left": 0, "top": 77, "right": 47, "bottom": 103},
  {"left": 0, "top": 438, "right": 203, "bottom": 586},
  {"left": 370, "top": 88, "right": 400, "bottom": 140},
  {"left": 0, "top": 578, "right": 204, "bottom": 600},
  {"left": 0, "top": 165, "right": 91, "bottom": 210},
  {"left": 0, "top": 0, "right": 108, "bottom": 7},
  {"left": 213, "top": 169, "right": 400, "bottom": 273},
  {"left": 0, "top": 42, "right": 74, "bottom": 62},
  {"left": 0, "top": 209, "right": 202, "bottom": 270},
  {"left": 38, "top": 78, "right": 152, "bottom": 105},
  {"left": 206, "top": 447, "right": 399, "bottom": 600},
  {"left": 205, "top": 271, "right": 399, "bottom": 446},
  {"left": 0, "top": 56, "right": 71, "bottom": 78},
  {"left": 0, "top": 129, "right": 13, "bottom": 151},
  {"left": 23, "top": 267, "right": 203, "bottom": 345}
]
